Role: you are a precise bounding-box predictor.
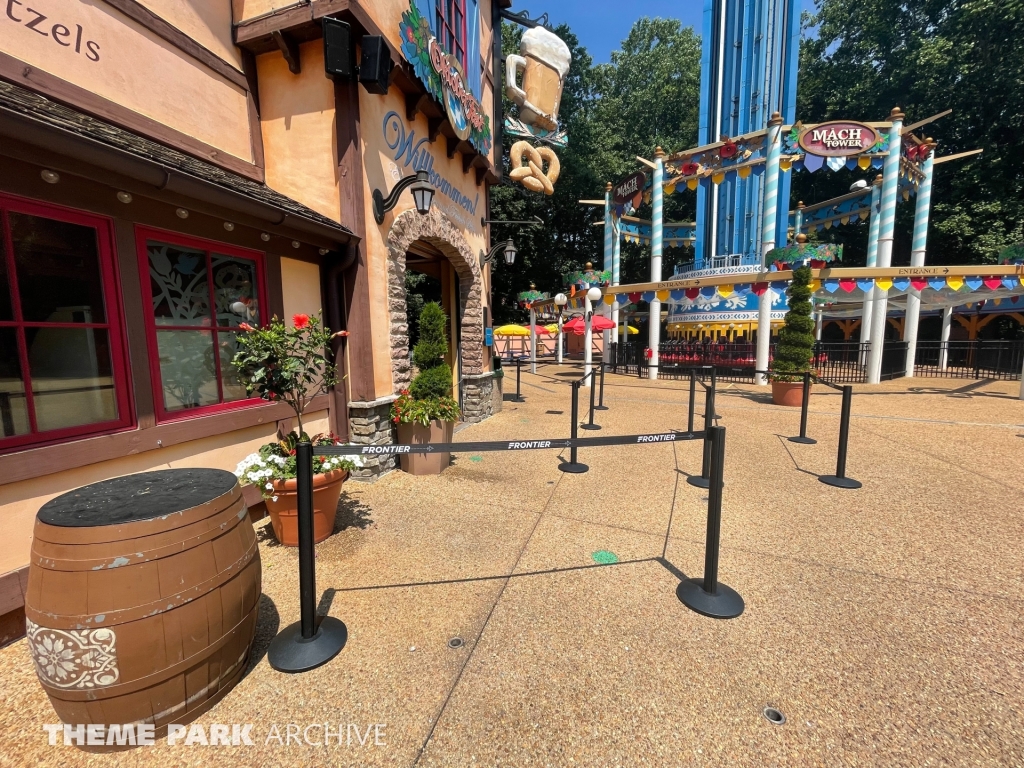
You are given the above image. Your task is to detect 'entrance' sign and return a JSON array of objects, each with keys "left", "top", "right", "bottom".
[{"left": 798, "top": 121, "right": 878, "bottom": 157}]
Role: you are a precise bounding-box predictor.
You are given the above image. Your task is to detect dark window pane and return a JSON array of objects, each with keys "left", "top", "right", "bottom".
[
  {"left": 0, "top": 328, "right": 29, "bottom": 436},
  {"left": 9, "top": 212, "right": 106, "bottom": 323},
  {"left": 217, "top": 332, "right": 249, "bottom": 403},
  {"left": 156, "top": 330, "right": 219, "bottom": 411},
  {"left": 147, "top": 241, "right": 211, "bottom": 327},
  {"left": 0, "top": 224, "right": 12, "bottom": 321},
  {"left": 211, "top": 255, "right": 260, "bottom": 327},
  {"left": 25, "top": 326, "right": 118, "bottom": 432}
]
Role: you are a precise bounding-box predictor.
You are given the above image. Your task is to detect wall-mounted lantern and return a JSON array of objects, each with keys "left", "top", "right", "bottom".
[{"left": 372, "top": 170, "right": 434, "bottom": 224}]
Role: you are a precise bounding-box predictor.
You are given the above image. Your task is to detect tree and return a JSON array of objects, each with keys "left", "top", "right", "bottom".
[
  {"left": 771, "top": 265, "right": 815, "bottom": 380},
  {"left": 409, "top": 302, "right": 452, "bottom": 400}
]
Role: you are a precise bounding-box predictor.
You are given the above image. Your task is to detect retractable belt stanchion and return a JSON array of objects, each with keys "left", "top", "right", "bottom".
[
  {"left": 559, "top": 381, "right": 589, "bottom": 473},
  {"left": 268, "top": 441, "right": 348, "bottom": 673},
  {"left": 819, "top": 384, "right": 862, "bottom": 489},
  {"left": 687, "top": 368, "right": 717, "bottom": 489},
  {"left": 512, "top": 357, "right": 524, "bottom": 402},
  {"left": 676, "top": 425, "right": 744, "bottom": 619},
  {"left": 687, "top": 369, "right": 696, "bottom": 435},
  {"left": 581, "top": 369, "right": 600, "bottom": 431},
  {"left": 595, "top": 362, "right": 608, "bottom": 411},
  {"left": 788, "top": 371, "right": 817, "bottom": 445}
]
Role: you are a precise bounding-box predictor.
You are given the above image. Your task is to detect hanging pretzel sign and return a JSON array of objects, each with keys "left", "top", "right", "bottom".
[{"left": 509, "top": 140, "right": 561, "bottom": 195}]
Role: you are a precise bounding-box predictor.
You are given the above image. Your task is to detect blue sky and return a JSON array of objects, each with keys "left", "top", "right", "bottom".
[{"left": 542, "top": 0, "right": 819, "bottom": 63}]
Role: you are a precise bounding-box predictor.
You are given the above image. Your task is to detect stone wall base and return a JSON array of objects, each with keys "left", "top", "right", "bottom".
[
  {"left": 347, "top": 395, "right": 397, "bottom": 483},
  {"left": 462, "top": 371, "right": 500, "bottom": 423}
]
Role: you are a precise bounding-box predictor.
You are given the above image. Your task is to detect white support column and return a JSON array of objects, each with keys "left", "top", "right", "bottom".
[
  {"left": 815, "top": 310, "right": 823, "bottom": 340},
  {"left": 612, "top": 217, "right": 621, "bottom": 349},
  {"left": 756, "top": 112, "right": 785, "bottom": 385},
  {"left": 866, "top": 107, "right": 905, "bottom": 384},
  {"left": 861, "top": 178, "right": 882, "bottom": 360},
  {"left": 603, "top": 182, "right": 613, "bottom": 364},
  {"left": 583, "top": 293, "right": 594, "bottom": 386},
  {"left": 648, "top": 148, "right": 666, "bottom": 380},
  {"left": 939, "top": 305, "right": 952, "bottom": 370},
  {"left": 556, "top": 313, "right": 564, "bottom": 365},
  {"left": 903, "top": 142, "right": 935, "bottom": 378},
  {"left": 529, "top": 307, "right": 537, "bottom": 374}
]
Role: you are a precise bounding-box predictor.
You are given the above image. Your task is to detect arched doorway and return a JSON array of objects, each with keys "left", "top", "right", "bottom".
[{"left": 385, "top": 208, "right": 484, "bottom": 410}]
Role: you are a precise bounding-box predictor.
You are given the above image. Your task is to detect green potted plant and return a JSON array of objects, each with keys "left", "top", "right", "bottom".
[
  {"left": 232, "top": 313, "right": 361, "bottom": 545},
  {"left": 769, "top": 264, "right": 816, "bottom": 406},
  {"left": 391, "top": 302, "right": 460, "bottom": 474}
]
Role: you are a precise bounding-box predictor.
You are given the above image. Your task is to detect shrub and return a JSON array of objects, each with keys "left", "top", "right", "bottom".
[
  {"left": 393, "top": 301, "right": 460, "bottom": 423},
  {"left": 770, "top": 265, "right": 816, "bottom": 382}
]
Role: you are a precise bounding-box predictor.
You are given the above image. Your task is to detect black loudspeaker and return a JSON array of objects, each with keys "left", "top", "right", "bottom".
[
  {"left": 359, "top": 35, "right": 392, "bottom": 95},
  {"left": 323, "top": 18, "right": 354, "bottom": 79}
]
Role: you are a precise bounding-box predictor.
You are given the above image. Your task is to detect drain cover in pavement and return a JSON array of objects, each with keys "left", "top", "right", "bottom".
[
  {"left": 448, "top": 637, "right": 464, "bottom": 649},
  {"left": 592, "top": 550, "right": 619, "bottom": 564}
]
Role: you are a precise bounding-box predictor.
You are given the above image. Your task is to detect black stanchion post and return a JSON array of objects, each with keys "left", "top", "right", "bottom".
[
  {"left": 677, "top": 426, "right": 744, "bottom": 619},
  {"left": 595, "top": 362, "right": 608, "bottom": 411},
  {"left": 819, "top": 385, "right": 862, "bottom": 489},
  {"left": 560, "top": 382, "right": 588, "bottom": 473},
  {"left": 687, "top": 370, "right": 715, "bottom": 489},
  {"left": 581, "top": 371, "right": 601, "bottom": 430},
  {"left": 268, "top": 441, "right": 348, "bottom": 672},
  {"left": 513, "top": 357, "right": 524, "bottom": 402},
  {"left": 709, "top": 366, "right": 719, "bottom": 419},
  {"left": 788, "top": 371, "right": 817, "bottom": 445},
  {"left": 687, "top": 369, "right": 696, "bottom": 434}
]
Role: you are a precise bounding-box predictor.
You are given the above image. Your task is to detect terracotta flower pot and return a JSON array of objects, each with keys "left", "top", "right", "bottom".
[
  {"left": 771, "top": 380, "right": 807, "bottom": 407},
  {"left": 397, "top": 419, "right": 454, "bottom": 475},
  {"left": 264, "top": 469, "right": 346, "bottom": 546}
]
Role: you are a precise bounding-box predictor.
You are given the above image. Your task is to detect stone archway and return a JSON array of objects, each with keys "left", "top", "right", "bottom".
[{"left": 386, "top": 208, "right": 484, "bottom": 394}]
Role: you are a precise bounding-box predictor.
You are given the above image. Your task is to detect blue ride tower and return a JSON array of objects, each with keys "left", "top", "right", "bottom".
[{"left": 668, "top": 0, "right": 801, "bottom": 341}]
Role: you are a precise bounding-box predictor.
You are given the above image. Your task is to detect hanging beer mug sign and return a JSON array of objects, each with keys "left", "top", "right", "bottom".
[{"left": 505, "top": 27, "right": 572, "bottom": 133}]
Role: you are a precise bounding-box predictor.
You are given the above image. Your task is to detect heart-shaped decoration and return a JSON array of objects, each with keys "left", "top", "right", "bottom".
[
  {"left": 946, "top": 277, "right": 964, "bottom": 291},
  {"left": 628, "top": 292, "right": 642, "bottom": 302},
  {"left": 685, "top": 288, "right": 700, "bottom": 299},
  {"left": 641, "top": 292, "right": 656, "bottom": 302},
  {"left": 984, "top": 277, "right": 1002, "bottom": 290},
  {"left": 857, "top": 279, "right": 874, "bottom": 292},
  {"left": 876, "top": 278, "right": 893, "bottom": 291},
  {"left": 670, "top": 290, "right": 687, "bottom": 301},
  {"left": 928, "top": 277, "right": 946, "bottom": 291},
  {"left": 809, "top": 280, "right": 821, "bottom": 292},
  {"left": 1003, "top": 277, "right": 1019, "bottom": 290},
  {"left": 752, "top": 282, "right": 768, "bottom": 296},
  {"left": 700, "top": 287, "right": 717, "bottom": 298},
  {"left": 823, "top": 279, "right": 840, "bottom": 293},
  {"left": 894, "top": 278, "right": 912, "bottom": 291},
  {"left": 965, "top": 277, "right": 983, "bottom": 290},
  {"left": 910, "top": 278, "right": 927, "bottom": 291},
  {"left": 839, "top": 279, "right": 857, "bottom": 293},
  {"left": 656, "top": 290, "right": 670, "bottom": 301},
  {"left": 717, "top": 285, "right": 734, "bottom": 297},
  {"left": 734, "top": 283, "right": 751, "bottom": 294}
]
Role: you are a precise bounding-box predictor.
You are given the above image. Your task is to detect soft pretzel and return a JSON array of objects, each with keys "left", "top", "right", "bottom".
[{"left": 509, "top": 141, "right": 560, "bottom": 195}]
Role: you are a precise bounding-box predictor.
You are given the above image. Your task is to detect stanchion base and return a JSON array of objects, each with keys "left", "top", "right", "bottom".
[
  {"left": 788, "top": 436, "right": 817, "bottom": 445},
  {"left": 558, "top": 462, "right": 589, "bottom": 474},
  {"left": 819, "top": 474, "right": 862, "bottom": 489},
  {"left": 594, "top": 405, "right": 609, "bottom": 411},
  {"left": 676, "top": 578, "right": 744, "bottom": 619},
  {"left": 268, "top": 616, "right": 348, "bottom": 674},
  {"left": 511, "top": 397, "right": 525, "bottom": 403},
  {"left": 580, "top": 423, "right": 602, "bottom": 431},
  {"left": 686, "top": 475, "right": 710, "bottom": 489}
]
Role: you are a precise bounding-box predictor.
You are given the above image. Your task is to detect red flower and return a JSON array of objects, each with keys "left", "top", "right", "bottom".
[
  {"left": 405, "top": 27, "right": 415, "bottom": 43},
  {"left": 292, "top": 313, "right": 310, "bottom": 329},
  {"left": 238, "top": 322, "right": 254, "bottom": 331},
  {"left": 680, "top": 162, "right": 699, "bottom": 176},
  {"left": 720, "top": 141, "right": 738, "bottom": 159}
]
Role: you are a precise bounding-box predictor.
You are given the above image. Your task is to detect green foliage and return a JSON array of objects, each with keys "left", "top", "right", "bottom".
[
  {"left": 235, "top": 433, "right": 359, "bottom": 499},
  {"left": 797, "top": 0, "right": 1024, "bottom": 265},
  {"left": 771, "top": 266, "right": 815, "bottom": 382},
  {"left": 403, "top": 301, "right": 460, "bottom": 422},
  {"left": 231, "top": 312, "right": 339, "bottom": 436}
]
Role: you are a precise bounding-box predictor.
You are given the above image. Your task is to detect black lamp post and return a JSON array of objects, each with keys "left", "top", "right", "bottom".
[
  {"left": 479, "top": 239, "right": 517, "bottom": 268},
  {"left": 373, "top": 170, "right": 435, "bottom": 224}
]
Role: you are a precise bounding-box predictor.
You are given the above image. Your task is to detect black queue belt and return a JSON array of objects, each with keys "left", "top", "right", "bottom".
[{"left": 316, "top": 431, "right": 704, "bottom": 457}]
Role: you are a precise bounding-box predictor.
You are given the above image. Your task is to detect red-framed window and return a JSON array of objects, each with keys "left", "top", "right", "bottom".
[
  {"left": 0, "top": 194, "right": 134, "bottom": 452},
  {"left": 136, "top": 227, "right": 268, "bottom": 422},
  {"left": 436, "top": 0, "right": 467, "bottom": 68}
]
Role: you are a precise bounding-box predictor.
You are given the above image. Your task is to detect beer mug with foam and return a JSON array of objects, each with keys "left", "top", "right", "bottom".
[{"left": 505, "top": 27, "right": 571, "bottom": 132}]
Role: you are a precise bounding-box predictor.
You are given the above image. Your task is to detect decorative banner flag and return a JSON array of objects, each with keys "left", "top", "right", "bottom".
[
  {"left": 927, "top": 277, "right": 946, "bottom": 291},
  {"left": 876, "top": 278, "right": 893, "bottom": 291},
  {"left": 779, "top": 157, "right": 792, "bottom": 171},
  {"left": 859, "top": 210, "right": 870, "bottom": 221},
  {"left": 823, "top": 279, "right": 840, "bottom": 293},
  {"left": 752, "top": 282, "right": 769, "bottom": 296},
  {"left": 983, "top": 277, "right": 1003, "bottom": 290},
  {"left": 738, "top": 166, "right": 752, "bottom": 179},
  {"left": 687, "top": 178, "right": 698, "bottom": 191},
  {"left": 700, "top": 287, "right": 717, "bottom": 298},
  {"left": 641, "top": 291, "right": 656, "bottom": 302},
  {"left": 858, "top": 156, "right": 872, "bottom": 170},
  {"left": 946, "top": 276, "right": 964, "bottom": 291},
  {"left": 965, "top": 277, "right": 983, "bottom": 291},
  {"left": 803, "top": 154, "right": 824, "bottom": 173},
  {"left": 664, "top": 183, "right": 676, "bottom": 195},
  {"left": 824, "top": 220, "right": 833, "bottom": 230},
  {"left": 670, "top": 290, "right": 687, "bottom": 301},
  {"left": 603, "top": 294, "right": 615, "bottom": 305},
  {"left": 856, "top": 279, "right": 874, "bottom": 292},
  {"left": 840, "top": 216, "right": 850, "bottom": 225},
  {"left": 809, "top": 279, "right": 821, "bottom": 292},
  {"left": 1003, "top": 277, "right": 1019, "bottom": 290},
  {"left": 628, "top": 292, "right": 642, "bottom": 302},
  {"left": 717, "top": 285, "right": 733, "bottom": 298},
  {"left": 910, "top": 277, "right": 927, "bottom": 291},
  {"left": 894, "top": 277, "right": 912, "bottom": 292},
  {"left": 656, "top": 290, "right": 670, "bottom": 301},
  {"left": 685, "top": 287, "right": 700, "bottom": 299},
  {"left": 839, "top": 279, "right": 857, "bottom": 293},
  {"left": 712, "top": 172, "right": 725, "bottom": 185},
  {"left": 826, "top": 156, "right": 847, "bottom": 171},
  {"left": 734, "top": 283, "right": 751, "bottom": 294}
]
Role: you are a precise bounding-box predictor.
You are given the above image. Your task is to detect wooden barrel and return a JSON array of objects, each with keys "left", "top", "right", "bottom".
[{"left": 25, "top": 469, "right": 261, "bottom": 746}]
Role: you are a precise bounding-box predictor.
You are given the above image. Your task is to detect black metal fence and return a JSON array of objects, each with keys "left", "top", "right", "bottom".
[{"left": 913, "top": 340, "right": 1023, "bottom": 380}]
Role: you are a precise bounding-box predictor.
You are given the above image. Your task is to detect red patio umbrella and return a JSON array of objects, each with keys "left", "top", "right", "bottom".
[
  {"left": 521, "top": 324, "right": 551, "bottom": 335},
  {"left": 562, "top": 315, "right": 615, "bottom": 335}
]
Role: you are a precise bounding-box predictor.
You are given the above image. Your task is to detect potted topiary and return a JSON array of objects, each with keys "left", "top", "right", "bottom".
[
  {"left": 769, "top": 264, "right": 816, "bottom": 406},
  {"left": 391, "top": 301, "right": 460, "bottom": 474},
  {"left": 232, "top": 313, "right": 362, "bottom": 545}
]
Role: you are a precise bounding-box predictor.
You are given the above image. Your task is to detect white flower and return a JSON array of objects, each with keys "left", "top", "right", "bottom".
[
  {"left": 271, "top": 496, "right": 278, "bottom": 502},
  {"left": 265, "top": 483, "right": 273, "bottom": 490}
]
